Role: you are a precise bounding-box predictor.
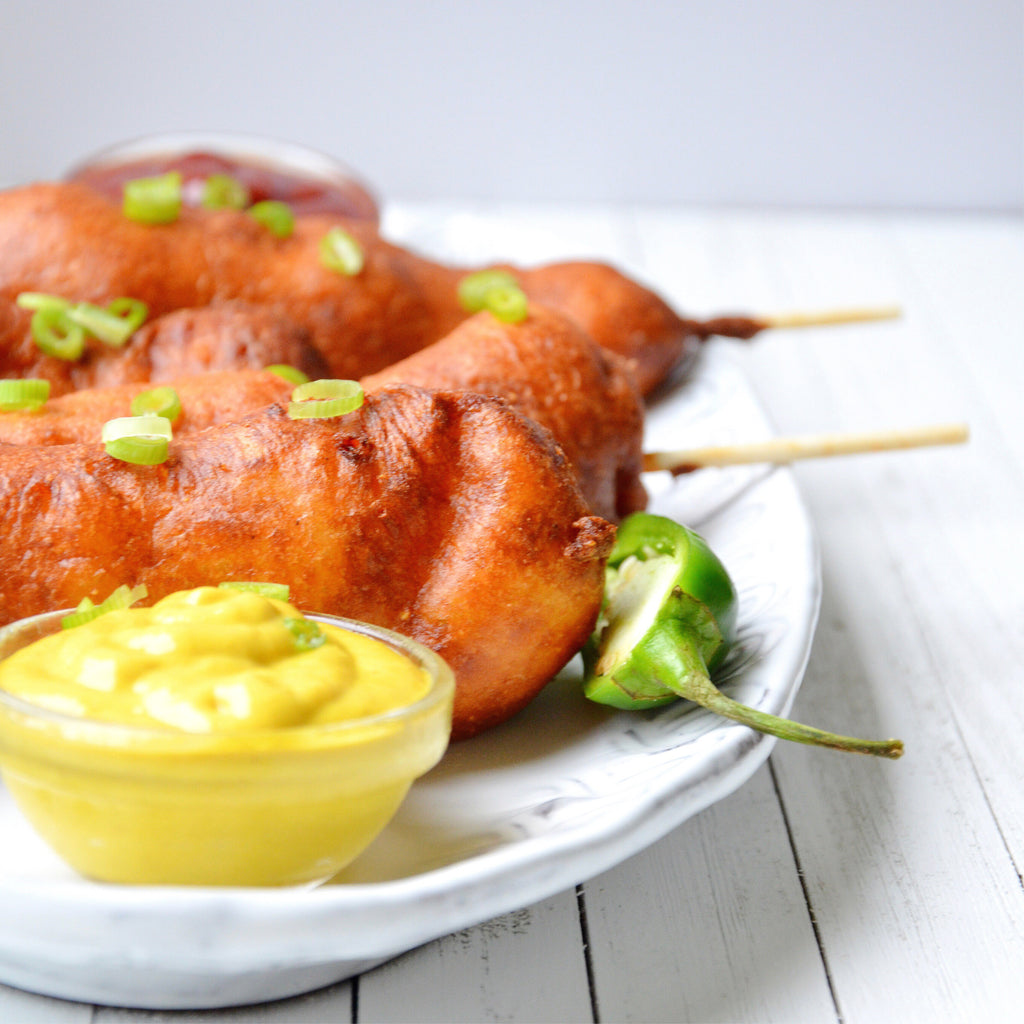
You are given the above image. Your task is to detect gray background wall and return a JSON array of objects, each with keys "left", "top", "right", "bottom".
[{"left": 2, "top": 0, "right": 1021, "bottom": 211}]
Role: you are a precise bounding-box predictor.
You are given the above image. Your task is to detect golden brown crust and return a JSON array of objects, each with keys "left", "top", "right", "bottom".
[
  {"left": 365, "top": 304, "right": 648, "bottom": 521},
  {"left": 0, "top": 368, "right": 294, "bottom": 446},
  {"left": 0, "top": 386, "right": 614, "bottom": 739},
  {"left": 3, "top": 302, "right": 328, "bottom": 397},
  {"left": 1, "top": 303, "right": 648, "bottom": 522},
  {"left": 0, "top": 182, "right": 690, "bottom": 394},
  {"left": 99, "top": 304, "right": 329, "bottom": 387},
  {"left": 514, "top": 261, "right": 700, "bottom": 395}
]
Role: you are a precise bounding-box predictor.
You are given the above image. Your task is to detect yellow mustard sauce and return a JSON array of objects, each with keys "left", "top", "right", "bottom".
[
  {"left": 0, "top": 586, "right": 430, "bottom": 731},
  {"left": 0, "top": 587, "right": 452, "bottom": 886}
]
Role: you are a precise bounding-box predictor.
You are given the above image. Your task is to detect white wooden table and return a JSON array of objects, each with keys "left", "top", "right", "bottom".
[{"left": 2, "top": 202, "right": 1021, "bottom": 1023}]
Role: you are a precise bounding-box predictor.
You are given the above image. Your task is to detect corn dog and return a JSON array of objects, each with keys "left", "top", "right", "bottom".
[
  {"left": 365, "top": 304, "right": 647, "bottom": 520},
  {"left": 0, "top": 385, "right": 614, "bottom": 739},
  {"left": 3, "top": 302, "right": 327, "bottom": 397},
  {"left": 0, "top": 368, "right": 291, "bottom": 445},
  {"left": 0, "top": 182, "right": 690, "bottom": 393},
  {"left": 1, "top": 305, "right": 647, "bottom": 522}
]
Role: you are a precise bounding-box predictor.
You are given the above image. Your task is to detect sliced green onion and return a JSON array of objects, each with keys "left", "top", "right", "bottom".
[
  {"left": 201, "top": 173, "right": 250, "bottom": 210},
  {"left": 0, "top": 378, "right": 50, "bottom": 412},
  {"left": 102, "top": 413, "right": 172, "bottom": 442},
  {"left": 218, "top": 581, "right": 291, "bottom": 601},
  {"left": 15, "top": 292, "right": 71, "bottom": 314},
  {"left": 64, "top": 596, "right": 95, "bottom": 622},
  {"left": 123, "top": 171, "right": 183, "bottom": 224},
  {"left": 20, "top": 293, "right": 148, "bottom": 359},
  {"left": 103, "top": 436, "right": 170, "bottom": 465},
  {"left": 284, "top": 617, "right": 326, "bottom": 652},
  {"left": 61, "top": 583, "right": 148, "bottom": 630},
  {"left": 30, "top": 308, "right": 86, "bottom": 360},
  {"left": 102, "top": 413, "right": 173, "bottom": 465},
  {"left": 457, "top": 269, "right": 520, "bottom": 313},
  {"left": 266, "top": 364, "right": 309, "bottom": 385},
  {"left": 483, "top": 284, "right": 529, "bottom": 323},
  {"left": 319, "top": 227, "right": 364, "bottom": 275},
  {"left": 250, "top": 200, "right": 295, "bottom": 238},
  {"left": 66, "top": 302, "right": 135, "bottom": 347},
  {"left": 131, "top": 386, "right": 181, "bottom": 423},
  {"left": 287, "top": 379, "right": 364, "bottom": 420},
  {"left": 106, "top": 296, "right": 149, "bottom": 335}
]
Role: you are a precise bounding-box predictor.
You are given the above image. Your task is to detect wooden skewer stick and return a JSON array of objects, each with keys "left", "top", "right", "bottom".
[
  {"left": 643, "top": 422, "right": 969, "bottom": 475},
  {"left": 692, "top": 305, "right": 902, "bottom": 340},
  {"left": 757, "top": 305, "right": 903, "bottom": 330}
]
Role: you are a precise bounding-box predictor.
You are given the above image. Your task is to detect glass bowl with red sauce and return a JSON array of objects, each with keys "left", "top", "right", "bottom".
[{"left": 64, "top": 131, "right": 379, "bottom": 223}]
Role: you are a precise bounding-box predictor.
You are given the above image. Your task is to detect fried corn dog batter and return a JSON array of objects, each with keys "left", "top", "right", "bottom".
[
  {"left": 5, "top": 303, "right": 327, "bottom": 397},
  {"left": 365, "top": 305, "right": 647, "bottom": 520},
  {"left": 1, "top": 305, "right": 647, "bottom": 521},
  {"left": 0, "top": 182, "right": 692, "bottom": 392},
  {"left": 0, "top": 368, "right": 292, "bottom": 445},
  {"left": 0, "top": 386, "right": 614, "bottom": 739}
]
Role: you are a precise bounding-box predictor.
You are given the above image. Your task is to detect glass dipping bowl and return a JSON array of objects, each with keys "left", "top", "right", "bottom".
[
  {"left": 0, "top": 610, "right": 453, "bottom": 887},
  {"left": 64, "top": 131, "right": 380, "bottom": 222}
]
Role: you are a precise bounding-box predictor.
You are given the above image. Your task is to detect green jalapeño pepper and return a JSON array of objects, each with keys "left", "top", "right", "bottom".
[{"left": 583, "top": 513, "right": 904, "bottom": 759}]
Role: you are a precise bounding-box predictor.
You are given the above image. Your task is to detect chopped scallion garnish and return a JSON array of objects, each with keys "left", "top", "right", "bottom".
[
  {"left": 131, "top": 386, "right": 181, "bottom": 423},
  {"left": 66, "top": 303, "right": 135, "bottom": 347},
  {"left": 102, "top": 413, "right": 173, "bottom": 465},
  {"left": 319, "top": 227, "right": 364, "bottom": 275},
  {"left": 457, "top": 269, "right": 520, "bottom": 313},
  {"left": 483, "top": 284, "right": 529, "bottom": 323},
  {"left": 18, "top": 292, "right": 148, "bottom": 359},
  {"left": 61, "top": 584, "right": 148, "bottom": 630},
  {"left": 287, "top": 379, "right": 364, "bottom": 420},
  {"left": 0, "top": 378, "right": 50, "bottom": 412},
  {"left": 15, "top": 293, "right": 71, "bottom": 314},
  {"left": 123, "top": 171, "right": 183, "bottom": 224},
  {"left": 201, "top": 173, "right": 250, "bottom": 210},
  {"left": 250, "top": 200, "right": 295, "bottom": 238},
  {"left": 266, "top": 364, "right": 309, "bottom": 385},
  {"left": 106, "top": 297, "right": 149, "bottom": 336},
  {"left": 218, "top": 581, "right": 291, "bottom": 601},
  {"left": 284, "top": 617, "right": 326, "bottom": 652},
  {"left": 30, "top": 308, "right": 86, "bottom": 360}
]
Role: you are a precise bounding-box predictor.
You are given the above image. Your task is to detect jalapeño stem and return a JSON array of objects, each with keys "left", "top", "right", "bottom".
[
  {"left": 692, "top": 682, "right": 906, "bottom": 758},
  {"left": 663, "top": 626, "right": 904, "bottom": 758}
]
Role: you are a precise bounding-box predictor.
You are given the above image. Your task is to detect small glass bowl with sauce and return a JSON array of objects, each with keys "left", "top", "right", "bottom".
[
  {"left": 0, "top": 607, "right": 453, "bottom": 887},
  {"left": 64, "top": 131, "right": 380, "bottom": 223}
]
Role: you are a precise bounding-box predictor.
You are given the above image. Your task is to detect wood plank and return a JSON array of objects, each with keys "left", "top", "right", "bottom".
[
  {"left": 732, "top": 212, "right": 1024, "bottom": 1021},
  {"left": 0, "top": 983, "right": 93, "bottom": 1022},
  {"left": 356, "top": 890, "right": 592, "bottom": 1023},
  {"left": 887, "top": 216, "right": 1024, "bottom": 465},
  {"left": 746, "top": 212, "right": 1024, "bottom": 856},
  {"left": 768, "top": 474, "right": 1024, "bottom": 1022},
  {"left": 582, "top": 765, "right": 838, "bottom": 1023}
]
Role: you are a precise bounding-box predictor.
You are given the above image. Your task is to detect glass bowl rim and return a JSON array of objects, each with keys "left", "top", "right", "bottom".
[{"left": 63, "top": 130, "right": 376, "bottom": 193}]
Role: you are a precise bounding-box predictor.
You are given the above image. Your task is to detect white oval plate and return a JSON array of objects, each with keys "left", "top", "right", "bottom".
[{"left": 0, "top": 339, "right": 819, "bottom": 1010}]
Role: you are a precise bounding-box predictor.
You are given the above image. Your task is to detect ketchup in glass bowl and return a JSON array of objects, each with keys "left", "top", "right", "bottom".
[{"left": 65, "top": 131, "right": 380, "bottom": 223}]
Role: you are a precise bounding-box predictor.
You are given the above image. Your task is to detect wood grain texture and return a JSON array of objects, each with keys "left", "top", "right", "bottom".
[
  {"left": 583, "top": 766, "right": 838, "bottom": 1023},
  {"left": 358, "top": 891, "right": 592, "bottom": 1023},
  {"left": 733, "top": 211, "right": 1024, "bottom": 1023}
]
